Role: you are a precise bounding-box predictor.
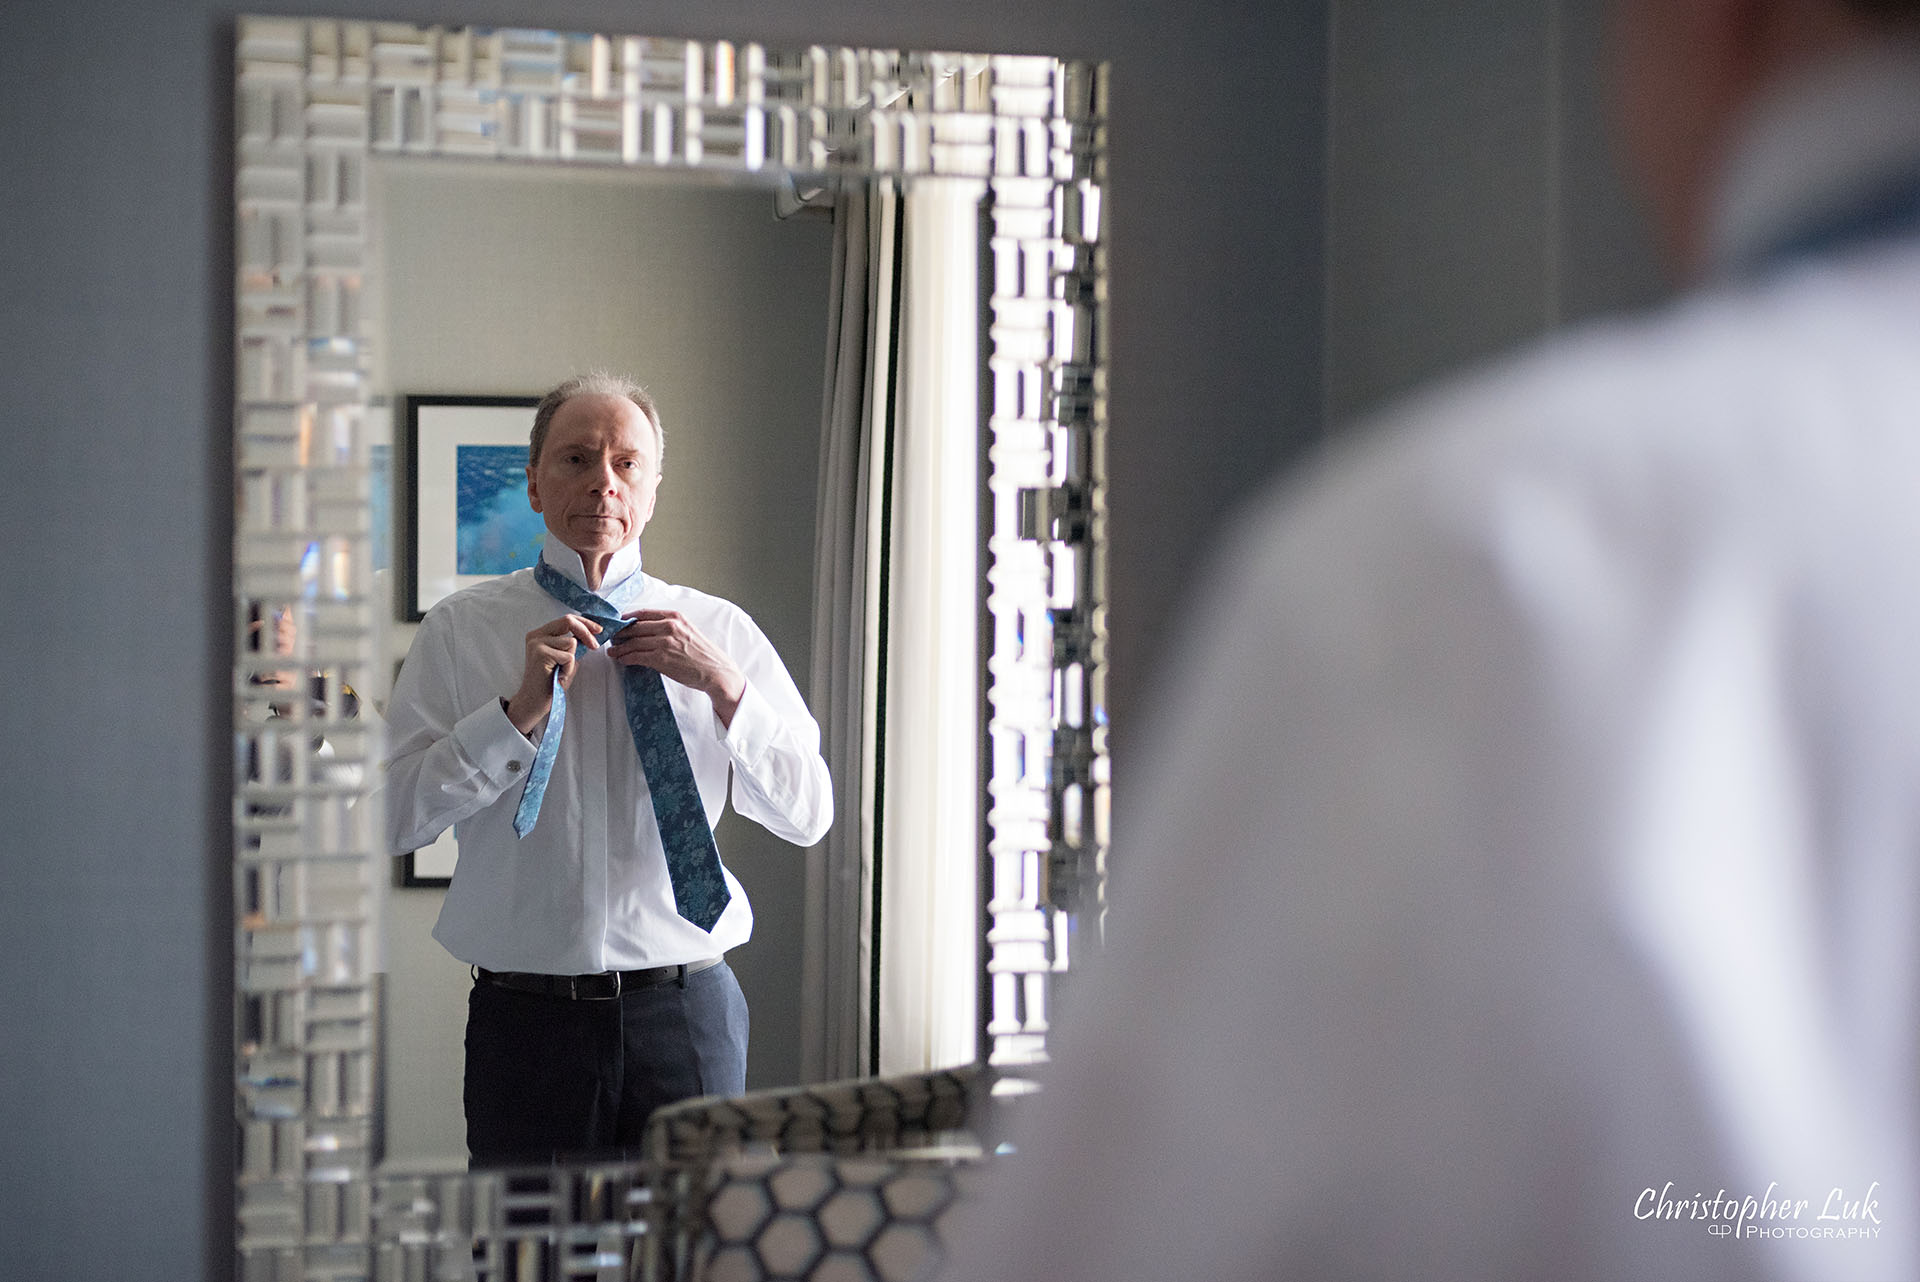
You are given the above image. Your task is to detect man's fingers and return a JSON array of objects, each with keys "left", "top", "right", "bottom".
[
  {"left": 555, "top": 615, "right": 603, "bottom": 647},
  {"left": 528, "top": 615, "right": 599, "bottom": 641},
  {"left": 608, "top": 638, "right": 676, "bottom": 668},
  {"left": 613, "top": 612, "right": 703, "bottom": 646},
  {"left": 609, "top": 629, "right": 679, "bottom": 652}
]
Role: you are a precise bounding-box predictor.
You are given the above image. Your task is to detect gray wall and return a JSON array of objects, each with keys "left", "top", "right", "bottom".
[
  {"left": 0, "top": 0, "right": 1671, "bottom": 1276},
  {"left": 1325, "top": 0, "right": 1665, "bottom": 423},
  {"left": 371, "top": 166, "right": 831, "bottom": 1163}
]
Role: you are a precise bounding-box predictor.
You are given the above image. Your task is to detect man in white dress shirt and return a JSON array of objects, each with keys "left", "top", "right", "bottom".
[
  {"left": 384, "top": 372, "right": 831, "bottom": 1166},
  {"left": 944, "top": 1, "right": 1920, "bottom": 1279}
]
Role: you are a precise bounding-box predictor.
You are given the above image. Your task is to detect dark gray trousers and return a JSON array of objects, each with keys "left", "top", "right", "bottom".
[{"left": 462, "top": 959, "right": 748, "bottom": 1166}]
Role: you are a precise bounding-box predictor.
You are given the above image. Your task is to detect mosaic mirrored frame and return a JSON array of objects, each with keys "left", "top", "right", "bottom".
[{"left": 233, "top": 16, "right": 1107, "bottom": 1276}]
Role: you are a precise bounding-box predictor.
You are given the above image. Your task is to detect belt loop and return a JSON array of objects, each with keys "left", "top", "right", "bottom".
[{"left": 676, "top": 964, "right": 688, "bottom": 989}]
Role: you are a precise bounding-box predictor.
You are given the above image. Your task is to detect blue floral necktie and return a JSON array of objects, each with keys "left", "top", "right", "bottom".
[{"left": 511, "top": 558, "right": 731, "bottom": 932}]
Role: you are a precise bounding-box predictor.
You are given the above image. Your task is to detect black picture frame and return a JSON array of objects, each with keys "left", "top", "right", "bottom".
[{"left": 395, "top": 847, "right": 454, "bottom": 890}]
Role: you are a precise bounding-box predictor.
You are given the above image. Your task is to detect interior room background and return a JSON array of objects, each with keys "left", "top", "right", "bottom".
[
  {"left": 371, "top": 169, "right": 833, "bottom": 1160},
  {"left": 0, "top": 0, "right": 1662, "bottom": 1276}
]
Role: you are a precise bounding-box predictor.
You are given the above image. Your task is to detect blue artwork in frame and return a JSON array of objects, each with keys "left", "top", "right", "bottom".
[{"left": 456, "top": 444, "right": 547, "bottom": 574}]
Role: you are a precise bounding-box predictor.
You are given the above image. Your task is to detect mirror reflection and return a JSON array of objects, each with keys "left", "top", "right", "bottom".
[{"left": 362, "top": 160, "right": 981, "bottom": 1166}]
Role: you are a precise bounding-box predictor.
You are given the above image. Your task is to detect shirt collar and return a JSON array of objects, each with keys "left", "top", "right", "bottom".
[
  {"left": 1708, "top": 40, "right": 1920, "bottom": 275},
  {"left": 539, "top": 532, "right": 644, "bottom": 596}
]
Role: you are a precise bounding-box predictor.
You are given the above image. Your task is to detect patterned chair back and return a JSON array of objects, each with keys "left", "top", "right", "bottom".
[
  {"left": 639, "top": 1066, "right": 983, "bottom": 1282},
  {"left": 689, "top": 1149, "right": 983, "bottom": 1282}
]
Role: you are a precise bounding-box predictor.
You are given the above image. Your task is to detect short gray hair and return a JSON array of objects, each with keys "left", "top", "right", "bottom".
[{"left": 528, "top": 372, "right": 665, "bottom": 469}]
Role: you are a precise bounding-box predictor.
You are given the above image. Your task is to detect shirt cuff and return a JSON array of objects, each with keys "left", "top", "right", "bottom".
[
  {"left": 451, "top": 697, "right": 539, "bottom": 790},
  {"left": 719, "top": 680, "right": 777, "bottom": 769}
]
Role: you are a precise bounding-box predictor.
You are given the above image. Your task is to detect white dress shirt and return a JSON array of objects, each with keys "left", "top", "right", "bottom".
[
  {"left": 945, "top": 47, "right": 1920, "bottom": 1282},
  {"left": 384, "top": 534, "right": 832, "bottom": 974}
]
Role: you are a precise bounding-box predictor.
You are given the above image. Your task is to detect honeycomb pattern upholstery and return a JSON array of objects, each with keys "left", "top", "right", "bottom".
[
  {"left": 640, "top": 1066, "right": 984, "bottom": 1282},
  {"left": 690, "top": 1151, "right": 982, "bottom": 1282}
]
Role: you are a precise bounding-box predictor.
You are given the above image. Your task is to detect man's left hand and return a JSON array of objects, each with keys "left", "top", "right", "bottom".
[{"left": 610, "top": 609, "right": 747, "bottom": 727}]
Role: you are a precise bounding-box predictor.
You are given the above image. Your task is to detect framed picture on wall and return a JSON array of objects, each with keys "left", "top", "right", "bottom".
[
  {"left": 402, "top": 394, "right": 544, "bottom": 622},
  {"left": 398, "top": 828, "right": 459, "bottom": 889}
]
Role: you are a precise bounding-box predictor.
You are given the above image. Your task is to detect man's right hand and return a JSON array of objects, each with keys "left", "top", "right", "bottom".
[{"left": 504, "top": 615, "right": 603, "bottom": 735}]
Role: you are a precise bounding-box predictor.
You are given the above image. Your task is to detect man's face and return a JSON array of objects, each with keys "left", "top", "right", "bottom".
[{"left": 526, "top": 394, "right": 662, "bottom": 562}]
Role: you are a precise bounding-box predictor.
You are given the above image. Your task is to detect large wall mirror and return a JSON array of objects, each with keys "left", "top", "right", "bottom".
[{"left": 233, "top": 15, "right": 1106, "bottom": 1271}]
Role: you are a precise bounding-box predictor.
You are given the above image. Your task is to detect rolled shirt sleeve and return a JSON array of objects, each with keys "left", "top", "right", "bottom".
[
  {"left": 711, "top": 609, "right": 833, "bottom": 848},
  {"left": 382, "top": 601, "right": 540, "bottom": 855}
]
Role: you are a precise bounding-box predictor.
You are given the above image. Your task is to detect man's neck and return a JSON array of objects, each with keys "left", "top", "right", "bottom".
[{"left": 542, "top": 534, "right": 642, "bottom": 595}]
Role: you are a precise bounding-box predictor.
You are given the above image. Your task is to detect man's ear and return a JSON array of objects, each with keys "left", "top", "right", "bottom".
[
  {"left": 641, "top": 469, "right": 661, "bottom": 523},
  {"left": 526, "top": 465, "right": 543, "bottom": 513}
]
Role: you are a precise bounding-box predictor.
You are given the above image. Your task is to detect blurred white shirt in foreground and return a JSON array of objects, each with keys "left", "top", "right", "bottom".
[{"left": 942, "top": 46, "right": 1920, "bottom": 1282}]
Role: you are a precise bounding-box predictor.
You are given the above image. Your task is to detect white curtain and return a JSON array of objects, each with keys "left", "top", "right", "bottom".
[
  {"left": 803, "top": 182, "right": 900, "bottom": 1083},
  {"left": 803, "top": 177, "right": 986, "bottom": 1081},
  {"left": 876, "top": 178, "right": 985, "bottom": 1076}
]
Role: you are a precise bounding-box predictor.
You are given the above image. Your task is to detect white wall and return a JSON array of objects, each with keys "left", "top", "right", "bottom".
[{"left": 370, "top": 164, "right": 831, "bottom": 1162}]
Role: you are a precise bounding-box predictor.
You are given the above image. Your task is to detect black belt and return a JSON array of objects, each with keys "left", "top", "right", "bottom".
[{"left": 475, "top": 957, "right": 722, "bottom": 1001}]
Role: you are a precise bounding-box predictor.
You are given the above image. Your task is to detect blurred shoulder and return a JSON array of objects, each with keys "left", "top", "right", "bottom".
[{"left": 1232, "top": 243, "right": 1920, "bottom": 597}]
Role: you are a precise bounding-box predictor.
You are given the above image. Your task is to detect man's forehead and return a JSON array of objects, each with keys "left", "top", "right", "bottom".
[{"left": 546, "top": 395, "right": 654, "bottom": 451}]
